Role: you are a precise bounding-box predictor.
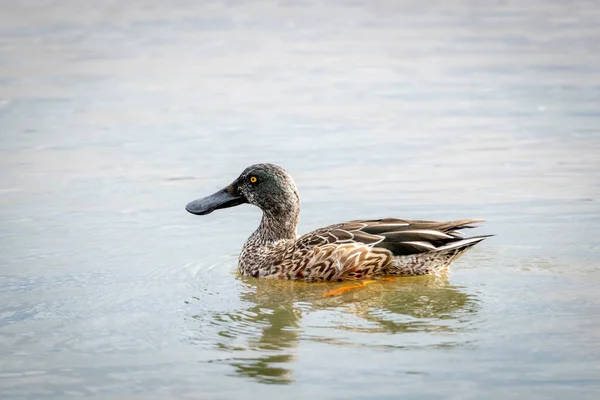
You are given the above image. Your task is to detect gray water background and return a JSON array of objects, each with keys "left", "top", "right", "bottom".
[{"left": 1, "top": 0, "right": 599, "bottom": 399}]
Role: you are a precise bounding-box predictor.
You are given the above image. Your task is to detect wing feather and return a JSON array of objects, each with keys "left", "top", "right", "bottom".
[{"left": 295, "top": 218, "right": 488, "bottom": 257}]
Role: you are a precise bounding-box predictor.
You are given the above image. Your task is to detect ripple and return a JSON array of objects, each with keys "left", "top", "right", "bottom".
[{"left": 183, "top": 274, "right": 480, "bottom": 384}]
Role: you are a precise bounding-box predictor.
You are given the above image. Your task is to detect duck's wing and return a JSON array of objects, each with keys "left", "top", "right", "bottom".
[
  {"left": 295, "top": 221, "right": 383, "bottom": 249},
  {"left": 296, "top": 218, "right": 489, "bottom": 256},
  {"left": 286, "top": 218, "right": 489, "bottom": 281}
]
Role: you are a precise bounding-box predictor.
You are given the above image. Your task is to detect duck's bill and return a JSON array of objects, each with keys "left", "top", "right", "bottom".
[{"left": 185, "top": 188, "right": 247, "bottom": 215}]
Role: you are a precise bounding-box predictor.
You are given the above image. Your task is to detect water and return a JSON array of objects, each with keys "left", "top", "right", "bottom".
[{"left": 1, "top": 0, "right": 600, "bottom": 398}]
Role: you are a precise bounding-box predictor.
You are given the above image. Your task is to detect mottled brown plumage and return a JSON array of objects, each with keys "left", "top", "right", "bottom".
[{"left": 186, "top": 164, "right": 491, "bottom": 281}]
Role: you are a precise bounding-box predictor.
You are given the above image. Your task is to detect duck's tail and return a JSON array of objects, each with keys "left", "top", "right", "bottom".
[
  {"left": 389, "top": 234, "right": 493, "bottom": 276},
  {"left": 436, "top": 234, "right": 493, "bottom": 252}
]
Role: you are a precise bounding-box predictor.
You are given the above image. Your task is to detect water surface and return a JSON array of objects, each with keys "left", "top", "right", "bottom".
[{"left": 1, "top": 0, "right": 599, "bottom": 399}]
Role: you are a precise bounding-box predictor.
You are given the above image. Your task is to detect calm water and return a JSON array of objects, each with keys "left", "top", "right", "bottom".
[{"left": 1, "top": 0, "right": 600, "bottom": 399}]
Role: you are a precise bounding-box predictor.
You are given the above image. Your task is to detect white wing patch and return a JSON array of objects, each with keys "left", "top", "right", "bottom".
[{"left": 402, "top": 241, "right": 438, "bottom": 251}]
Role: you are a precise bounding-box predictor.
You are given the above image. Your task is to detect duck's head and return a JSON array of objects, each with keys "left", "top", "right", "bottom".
[{"left": 185, "top": 163, "right": 299, "bottom": 217}]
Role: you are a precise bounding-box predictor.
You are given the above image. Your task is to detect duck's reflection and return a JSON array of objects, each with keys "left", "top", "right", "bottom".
[{"left": 190, "top": 276, "right": 477, "bottom": 384}]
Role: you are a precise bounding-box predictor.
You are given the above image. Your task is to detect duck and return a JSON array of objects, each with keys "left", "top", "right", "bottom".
[{"left": 185, "top": 163, "right": 491, "bottom": 281}]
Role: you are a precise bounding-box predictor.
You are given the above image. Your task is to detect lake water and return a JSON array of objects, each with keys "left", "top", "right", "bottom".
[{"left": 1, "top": 0, "right": 599, "bottom": 399}]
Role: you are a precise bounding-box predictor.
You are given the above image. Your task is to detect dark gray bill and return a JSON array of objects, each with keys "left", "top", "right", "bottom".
[{"left": 185, "top": 187, "right": 246, "bottom": 215}]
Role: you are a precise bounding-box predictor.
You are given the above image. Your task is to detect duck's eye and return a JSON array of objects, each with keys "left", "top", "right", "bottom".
[{"left": 249, "top": 176, "right": 257, "bottom": 183}]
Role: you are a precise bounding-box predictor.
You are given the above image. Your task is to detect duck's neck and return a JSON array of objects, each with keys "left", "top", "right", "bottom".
[{"left": 249, "top": 206, "right": 299, "bottom": 246}]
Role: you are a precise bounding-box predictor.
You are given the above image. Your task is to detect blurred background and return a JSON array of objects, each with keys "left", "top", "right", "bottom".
[{"left": 1, "top": 0, "right": 599, "bottom": 399}]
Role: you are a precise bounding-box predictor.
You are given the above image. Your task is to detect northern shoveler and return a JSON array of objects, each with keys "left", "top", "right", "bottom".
[{"left": 185, "top": 163, "right": 490, "bottom": 281}]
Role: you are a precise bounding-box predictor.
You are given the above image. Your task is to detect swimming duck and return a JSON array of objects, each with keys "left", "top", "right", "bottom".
[{"left": 185, "top": 163, "right": 490, "bottom": 281}]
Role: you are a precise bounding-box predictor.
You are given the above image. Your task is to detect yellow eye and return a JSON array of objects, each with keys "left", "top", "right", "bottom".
[{"left": 250, "top": 176, "right": 257, "bottom": 183}]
